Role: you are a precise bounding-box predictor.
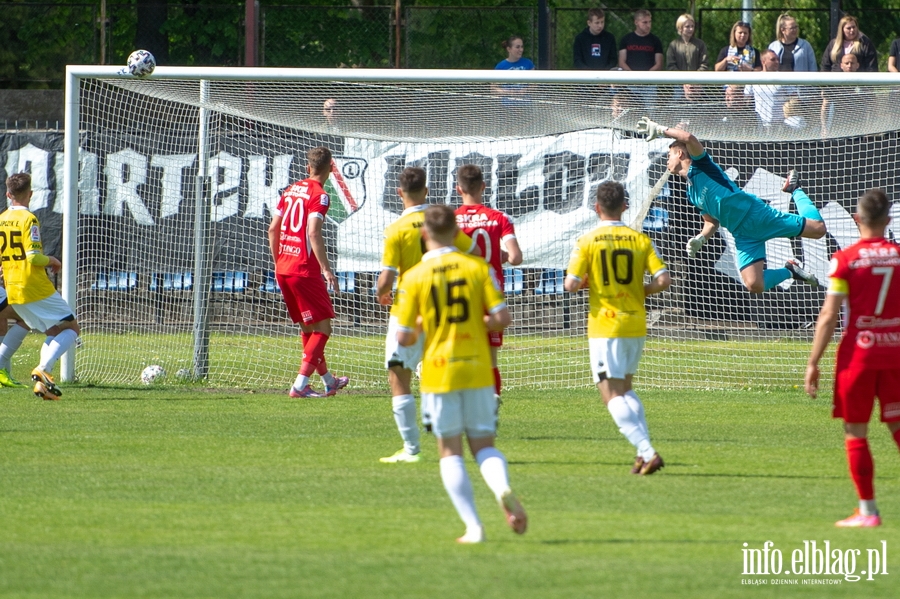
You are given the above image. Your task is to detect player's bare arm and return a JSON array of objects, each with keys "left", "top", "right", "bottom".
[
  {"left": 686, "top": 214, "right": 719, "bottom": 259},
  {"left": 805, "top": 293, "right": 842, "bottom": 398},
  {"left": 307, "top": 215, "right": 339, "bottom": 296},
  {"left": 267, "top": 215, "right": 282, "bottom": 264},
  {"left": 644, "top": 271, "right": 671, "bottom": 297},
  {"left": 484, "top": 306, "right": 511, "bottom": 332},
  {"left": 502, "top": 238, "right": 523, "bottom": 266},
  {"left": 375, "top": 269, "right": 396, "bottom": 305}
]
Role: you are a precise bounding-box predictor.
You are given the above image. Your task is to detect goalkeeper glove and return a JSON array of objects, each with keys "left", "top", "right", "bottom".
[
  {"left": 686, "top": 234, "right": 706, "bottom": 259},
  {"left": 637, "top": 116, "right": 668, "bottom": 141}
]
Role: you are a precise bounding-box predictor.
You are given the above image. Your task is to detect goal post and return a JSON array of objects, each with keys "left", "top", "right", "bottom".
[{"left": 61, "top": 66, "right": 900, "bottom": 389}]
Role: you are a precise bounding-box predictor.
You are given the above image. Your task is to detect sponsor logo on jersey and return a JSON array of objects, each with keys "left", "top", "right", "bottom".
[
  {"left": 856, "top": 316, "right": 900, "bottom": 328},
  {"left": 856, "top": 330, "right": 875, "bottom": 349}
]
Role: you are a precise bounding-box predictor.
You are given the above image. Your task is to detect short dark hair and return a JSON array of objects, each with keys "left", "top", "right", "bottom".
[
  {"left": 6, "top": 172, "right": 31, "bottom": 196},
  {"left": 596, "top": 181, "right": 626, "bottom": 213},
  {"left": 588, "top": 8, "right": 605, "bottom": 20},
  {"left": 423, "top": 204, "right": 457, "bottom": 238},
  {"left": 858, "top": 188, "right": 891, "bottom": 225},
  {"left": 399, "top": 167, "right": 426, "bottom": 194},
  {"left": 307, "top": 146, "right": 333, "bottom": 174},
  {"left": 456, "top": 164, "right": 484, "bottom": 195}
]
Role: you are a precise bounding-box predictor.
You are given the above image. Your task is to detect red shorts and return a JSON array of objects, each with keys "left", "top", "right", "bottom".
[
  {"left": 833, "top": 365, "right": 900, "bottom": 423},
  {"left": 276, "top": 274, "right": 335, "bottom": 325},
  {"left": 489, "top": 330, "right": 503, "bottom": 348}
]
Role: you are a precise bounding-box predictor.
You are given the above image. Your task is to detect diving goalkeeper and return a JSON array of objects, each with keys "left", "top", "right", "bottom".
[{"left": 637, "top": 117, "right": 826, "bottom": 293}]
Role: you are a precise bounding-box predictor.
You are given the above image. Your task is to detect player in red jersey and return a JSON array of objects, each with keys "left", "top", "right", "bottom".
[
  {"left": 454, "top": 164, "right": 522, "bottom": 399},
  {"left": 268, "top": 146, "right": 349, "bottom": 398},
  {"left": 806, "top": 188, "right": 900, "bottom": 527}
]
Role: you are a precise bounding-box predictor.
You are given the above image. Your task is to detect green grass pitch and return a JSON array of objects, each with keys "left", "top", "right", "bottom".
[{"left": 2, "top": 380, "right": 899, "bottom": 598}]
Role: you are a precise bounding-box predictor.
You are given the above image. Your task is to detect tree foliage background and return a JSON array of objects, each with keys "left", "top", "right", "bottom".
[{"left": 3, "top": 1, "right": 900, "bottom": 88}]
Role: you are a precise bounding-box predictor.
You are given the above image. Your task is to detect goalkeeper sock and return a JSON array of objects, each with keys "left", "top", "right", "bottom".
[
  {"left": 607, "top": 395, "right": 654, "bottom": 460},
  {"left": 475, "top": 446, "right": 511, "bottom": 502},
  {"left": 440, "top": 455, "right": 481, "bottom": 530},
  {"left": 392, "top": 394, "right": 420, "bottom": 455},
  {"left": 0, "top": 324, "right": 28, "bottom": 371},
  {"left": 39, "top": 329, "right": 78, "bottom": 371},
  {"left": 792, "top": 189, "right": 823, "bottom": 221},
  {"left": 763, "top": 268, "right": 791, "bottom": 290}
]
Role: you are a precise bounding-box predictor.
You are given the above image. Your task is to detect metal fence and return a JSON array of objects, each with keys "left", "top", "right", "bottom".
[
  {"left": 6, "top": 4, "right": 898, "bottom": 89},
  {"left": 262, "top": 5, "right": 393, "bottom": 68},
  {"left": 404, "top": 6, "right": 535, "bottom": 69},
  {"left": 0, "top": 3, "right": 97, "bottom": 88}
]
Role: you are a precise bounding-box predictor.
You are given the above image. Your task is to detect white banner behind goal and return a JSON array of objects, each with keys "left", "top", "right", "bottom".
[{"left": 54, "top": 67, "right": 900, "bottom": 390}]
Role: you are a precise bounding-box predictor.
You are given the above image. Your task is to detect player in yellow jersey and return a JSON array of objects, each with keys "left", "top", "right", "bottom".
[
  {"left": 2, "top": 173, "right": 82, "bottom": 400},
  {"left": 564, "top": 181, "right": 671, "bottom": 475},
  {"left": 394, "top": 205, "right": 526, "bottom": 543},
  {"left": 376, "top": 167, "right": 477, "bottom": 464},
  {"left": 0, "top": 288, "right": 30, "bottom": 388}
]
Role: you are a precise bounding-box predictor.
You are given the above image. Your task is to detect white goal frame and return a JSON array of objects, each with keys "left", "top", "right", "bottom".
[{"left": 61, "top": 66, "right": 900, "bottom": 385}]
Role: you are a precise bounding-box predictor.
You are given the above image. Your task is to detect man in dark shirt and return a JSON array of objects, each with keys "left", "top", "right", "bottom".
[
  {"left": 618, "top": 9, "right": 664, "bottom": 72},
  {"left": 572, "top": 8, "right": 617, "bottom": 70},
  {"left": 618, "top": 9, "right": 663, "bottom": 108}
]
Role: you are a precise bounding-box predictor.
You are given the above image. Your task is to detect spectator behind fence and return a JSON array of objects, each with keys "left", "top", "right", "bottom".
[
  {"left": 618, "top": 9, "right": 663, "bottom": 72},
  {"left": 744, "top": 50, "right": 799, "bottom": 129},
  {"left": 721, "top": 85, "right": 756, "bottom": 126},
  {"left": 493, "top": 35, "right": 534, "bottom": 105},
  {"left": 495, "top": 35, "right": 535, "bottom": 71},
  {"left": 618, "top": 9, "right": 663, "bottom": 108},
  {"left": 821, "top": 53, "right": 875, "bottom": 136},
  {"left": 323, "top": 98, "right": 339, "bottom": 129},
  {"left": 768, "top": 14, "right": 817, "bottom": 72},
  {"left": 821, "top": 15, "right": 877, "bottom": 72},
  {"left": 667, "top": 14, "right": 708, "bottom": 72},
  {"left": 715, "top": 21, "right": 762, "bottom": 72},
  {"left": 573, "top": 8, "right": 617, "bottom": 70},
  {"left": 889, "top": 37, "right": 900, "bottom": 72}
]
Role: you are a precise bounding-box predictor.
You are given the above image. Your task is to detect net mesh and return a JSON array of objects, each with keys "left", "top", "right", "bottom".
[{"left": 72, "top": 73, "right": 900, "bottom": 389}]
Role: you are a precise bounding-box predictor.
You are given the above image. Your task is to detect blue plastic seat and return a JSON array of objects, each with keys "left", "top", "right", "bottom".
[
  {"left": 92, "top": 271, "right": 137, "bottom": 291},
  {"left": 535, "top": 269, "right": 565, "bottom": 295},
  {"left": 503, "top": 268, "right": 524, "bottom": 295}
]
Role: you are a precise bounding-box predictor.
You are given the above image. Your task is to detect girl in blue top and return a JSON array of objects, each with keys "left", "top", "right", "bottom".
[{"left": 495, "top": 35, "right": 535, "bottom": 70}]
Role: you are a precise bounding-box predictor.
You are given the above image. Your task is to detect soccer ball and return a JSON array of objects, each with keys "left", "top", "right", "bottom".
[
  {"left": 141, "top": 364, "right": 165, "bottom": 385},
  {"left": 175, "top": 368, "right": 192, "bottom": 381},
  {"left": 127, "top": 50, "right": 156, "bottom": 77}
]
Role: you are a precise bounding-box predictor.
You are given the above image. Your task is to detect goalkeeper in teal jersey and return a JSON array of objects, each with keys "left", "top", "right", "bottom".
[{"left": 637, "top": 117, "right": 826, "bottom": 293}]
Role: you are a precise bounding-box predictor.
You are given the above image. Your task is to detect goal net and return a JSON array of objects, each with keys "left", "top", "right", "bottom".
[{"left": 58, "top": 67, "right": 900, "bottom": 390}]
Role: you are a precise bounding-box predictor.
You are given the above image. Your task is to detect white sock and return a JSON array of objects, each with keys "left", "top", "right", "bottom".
[
  {"left": 38, "top": 329, "right": 78, "bottom": 372},
  {"left": 475, "top": 446, "right": 511, "bottom": 502},
  {"left": 292, "top": 373, "right": 310, "bottom": 391},
  {"left": 440, "top": 455, "right": 481, "bottom": 530},
  {"left": 624, "top": 390, "right": 651, "bottom": 440},
  {"left": 392, "top": 394, "right": 420, "bottom": 455},
  {"left": 860, "top": 499, "right": 879, "bottom": 516},
  {"left": 607, "top": 395, "right": 655, "bottom": 461},
  {"left": 40, "top": 336, "right": 55, "bottom": 367},
  {"left": 0, "top": 324, "right": 29, "bottom": 372},
  {"left": 321, "top": 371, "right": 336, "bottom": 387}
]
